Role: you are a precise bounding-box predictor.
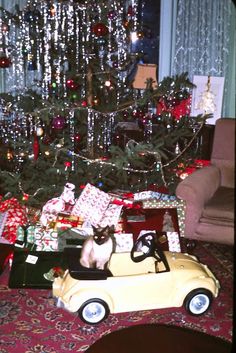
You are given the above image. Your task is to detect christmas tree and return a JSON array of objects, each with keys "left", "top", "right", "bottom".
[{"left": 0, "top": 0, "right": 207, "bottom": 208}]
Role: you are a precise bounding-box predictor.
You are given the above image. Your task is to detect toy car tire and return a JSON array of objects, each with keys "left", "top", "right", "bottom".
[
  {"left": 184, "top": 288, "right": 213, "bottom": 316},
  {"left": 78, "top": 298, "right": 110, "bottom": 324}
]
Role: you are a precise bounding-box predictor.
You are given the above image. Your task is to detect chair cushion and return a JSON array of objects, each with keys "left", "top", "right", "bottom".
[{"left": 201, "top": 187, "right": 234, "bottom": 224}]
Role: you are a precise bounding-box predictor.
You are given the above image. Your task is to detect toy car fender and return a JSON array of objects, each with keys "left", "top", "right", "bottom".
[
  {"left": 65, "top": 288, "right": 114, "bottom": 313},
  {"left": 173, "top": 276, "right": 220, "bottom": 308}
]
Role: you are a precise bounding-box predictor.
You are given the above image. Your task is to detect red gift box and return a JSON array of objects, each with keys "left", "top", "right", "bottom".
[{"left": 0, "top": 197, "right": 27, "bottom": 244}]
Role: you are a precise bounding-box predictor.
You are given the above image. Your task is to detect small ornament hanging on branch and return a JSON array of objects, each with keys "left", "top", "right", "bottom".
[
  {"left": 0, "top": 53, "right": 12, "bottom": 68},
  {"left": 33, "top": 132, "right": 40, "bottom": 161},
  {"left": 52, "top": 115, "right": 66, "bottom": 130},
  {"left": 92, "top": 22, "right": 109, "bottom": 37}
]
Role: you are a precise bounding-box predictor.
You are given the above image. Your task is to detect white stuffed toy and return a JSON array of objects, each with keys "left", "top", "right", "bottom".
[{"left": 40, "top": 183, "right": 75, "bottom": 227}]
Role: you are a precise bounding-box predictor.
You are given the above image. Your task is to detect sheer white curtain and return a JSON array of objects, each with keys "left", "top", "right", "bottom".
[
  {"left": 0, "top": 0, "right": 26, "bottom": 11},
  {"left": 171, "top": 0, "right": 235, "bottom": 118},
  {"left": 158, "top": 0, "right": 177, "bottom": 81},
  {"left": 0, "top": 0, "right": 27, "bottom": 92}
]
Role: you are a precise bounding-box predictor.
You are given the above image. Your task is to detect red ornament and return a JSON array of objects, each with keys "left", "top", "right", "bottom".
[
  {"left": 81, "top": 100, "right": 87, "bottom": 107},
  {"left": 74, "top": 134, "right": 81, "bottom": 142},
  {"left": 64, "top": 161, "right": 71, "bottom": 167},
  {"left": 33, "top": 133, "right": 40, "bottom": 161},
  {"left": 123, "top": 111, "right": 129, "bottom": 120},
  {"left": 127, "top": 5, "right": 134, "bottom": 16},
  {"left": 66, "top": 79, "right": 79, "bottom": 90},
  {"left": 52, "top": 115, "right": 66, "bottom": 130},
  {"left": 1, "top": 23, "right": 9, "bottom": 32},
  {"left": 92, "top": 23, "right": 108, "bottom": 37},
  {"left": 64, "top": 161, "right": 71, "bottom": 170},
  {"left": 0, "top": 55, "right": 12, "bottom": 68},
  {"left": 107, "top": 11, "right": 116, "bottom": 20},
  {"left": 112, "top": 61, "right": 118, "bottom": 68}
]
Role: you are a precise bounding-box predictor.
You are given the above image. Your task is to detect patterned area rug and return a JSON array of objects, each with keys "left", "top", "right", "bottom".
[{"left": 0, "top": 241, "right": 233, "bottom": 353}]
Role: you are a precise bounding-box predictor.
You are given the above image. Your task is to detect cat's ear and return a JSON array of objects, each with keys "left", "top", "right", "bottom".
[
  {"left": 92, "top": 225, "right": 97, "bottom": 233},
  {"left": 101, "top": 225, "right": 111, "bottom": 236},
  {"left": 104, "top": 225, "right": 115, "bottom": 236}
]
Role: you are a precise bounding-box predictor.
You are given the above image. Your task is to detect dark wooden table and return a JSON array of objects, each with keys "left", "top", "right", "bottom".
[{"left": 86, "top": 324, "right": 232, "bottom": 353}]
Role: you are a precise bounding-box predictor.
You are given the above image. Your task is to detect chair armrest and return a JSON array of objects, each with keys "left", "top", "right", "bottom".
[
  {"left": 176, "top": 165, "right": 221, "bottom": 205},
  {"left": 176, "top": 165, "right": 221, "bottom": 237}
]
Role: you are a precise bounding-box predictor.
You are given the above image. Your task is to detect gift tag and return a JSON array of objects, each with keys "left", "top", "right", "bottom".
[{"left": 25, "top": 254, "right": 38, "bottom": 264}]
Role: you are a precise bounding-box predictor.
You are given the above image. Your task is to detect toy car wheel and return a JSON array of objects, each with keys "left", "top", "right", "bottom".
[
  {"left": 184, "top": 288, "right": 213, "bottom": 315},
  {"left": 78, "top": 299, "right": 109, "bottom": 324}
]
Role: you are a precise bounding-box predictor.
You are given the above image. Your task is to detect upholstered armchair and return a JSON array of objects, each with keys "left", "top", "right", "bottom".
[{"left": 176, "top": 118, "right": 235, "bottom": 245}]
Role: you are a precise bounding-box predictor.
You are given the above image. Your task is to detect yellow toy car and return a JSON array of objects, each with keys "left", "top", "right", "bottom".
[{"left": 53, "top": 233, "right": 220, "bottom": 324}]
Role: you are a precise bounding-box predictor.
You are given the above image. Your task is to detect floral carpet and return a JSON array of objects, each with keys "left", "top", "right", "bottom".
[{"left": 0, "top": 242, "right": 233, "bottom": 353}]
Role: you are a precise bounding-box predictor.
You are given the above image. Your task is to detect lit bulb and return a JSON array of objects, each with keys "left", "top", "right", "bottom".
[
  {"left": 2, "top": 23, "right": 9, "bottom": 32},
  {"left": 130, "top": 32, "right": 138, "bottom": 43},
  {"left": 7, "top": 150, "right": 13, "bottom": 160},
  {"left": 36, "top": 127, "right": 44, "bottom": 136},
  {"left": 104, "top": 80, "right": 111, "bottom": 87}
]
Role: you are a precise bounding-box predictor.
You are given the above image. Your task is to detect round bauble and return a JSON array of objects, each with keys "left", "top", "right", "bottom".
[
  {"left": 66, "top": 79, "right": 79, "bottom": 90},
  {"left": 0, "top": 55, "right": 12, "bottom": 68},
  {"left": 92, "top": 23, "right": 108, "bottom": 37},
  {"left": 1, "top": 23, "right": 9, "bottom": 32},
  {"left": 81, "top": 100, "right": 87, "bottom": 107},
  {"left": 74, "top": 134, "right": 81, "bottom": 142},
  {"left": 122, "top": 111, "right": 129, "bottom": 120},
  {"left": 107, "top": 11, "right": 116, "bottom": 20},
  {"left": 52, "top": 115, "right": 66, "bottom": 130}
]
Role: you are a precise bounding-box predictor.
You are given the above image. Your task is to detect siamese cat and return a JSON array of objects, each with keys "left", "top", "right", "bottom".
[{"left": 80, "top": 225, "right": 115, "bottom": 269}]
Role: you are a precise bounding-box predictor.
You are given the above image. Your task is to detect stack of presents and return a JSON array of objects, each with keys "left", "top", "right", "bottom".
[{"left": 0, "top": 183, "right": 185, "bottom": 288}]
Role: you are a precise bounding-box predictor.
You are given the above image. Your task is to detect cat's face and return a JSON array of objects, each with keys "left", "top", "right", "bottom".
[{"left": 92, "top": 225, "right": 114, "bottom": 246}]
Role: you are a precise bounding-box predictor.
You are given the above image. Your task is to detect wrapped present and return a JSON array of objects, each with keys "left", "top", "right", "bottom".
[
  {"left": 57, "top": 228, "right": 88, "bottom": 251},
  {"left": 15, "top": 224, "right": 43, "bottom": 250},
  {"left": 0, "top": 211, "right": 8, "bottom": 237},
  {"left": 40, "top": 183, "right": 76, "bottom": 227},
  {"left": 71, "top": 183, "right": 112, "bottom": 226},
  {"left": 167, "top": 232, "right": 181, "bottom": 252},
  {"left": 16, "top": 225, "right": 37, "bottom": 244},
  {"left": 114, "top": 215, "right": 125, "bottom": 233},
  {"left": 0, "top": 197, "right": 27, "bottom": 243},
  {"left": 56, "top": 214, "right": 83, "bottom": 230},
  {"left": 35, "top": 229, "right": 58, "bottom": 251},
  {"left": 98, "top": 204, "right": 123, "bottom": 228},
  {"left": 134, "top": 190, "right": 177, "bottom": 202},
  {"left": 16, "top": 223, "right": 60, "bottom": 252},
  {"left": 114, "top": 233, "right": 134, "bottom": 253}
]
